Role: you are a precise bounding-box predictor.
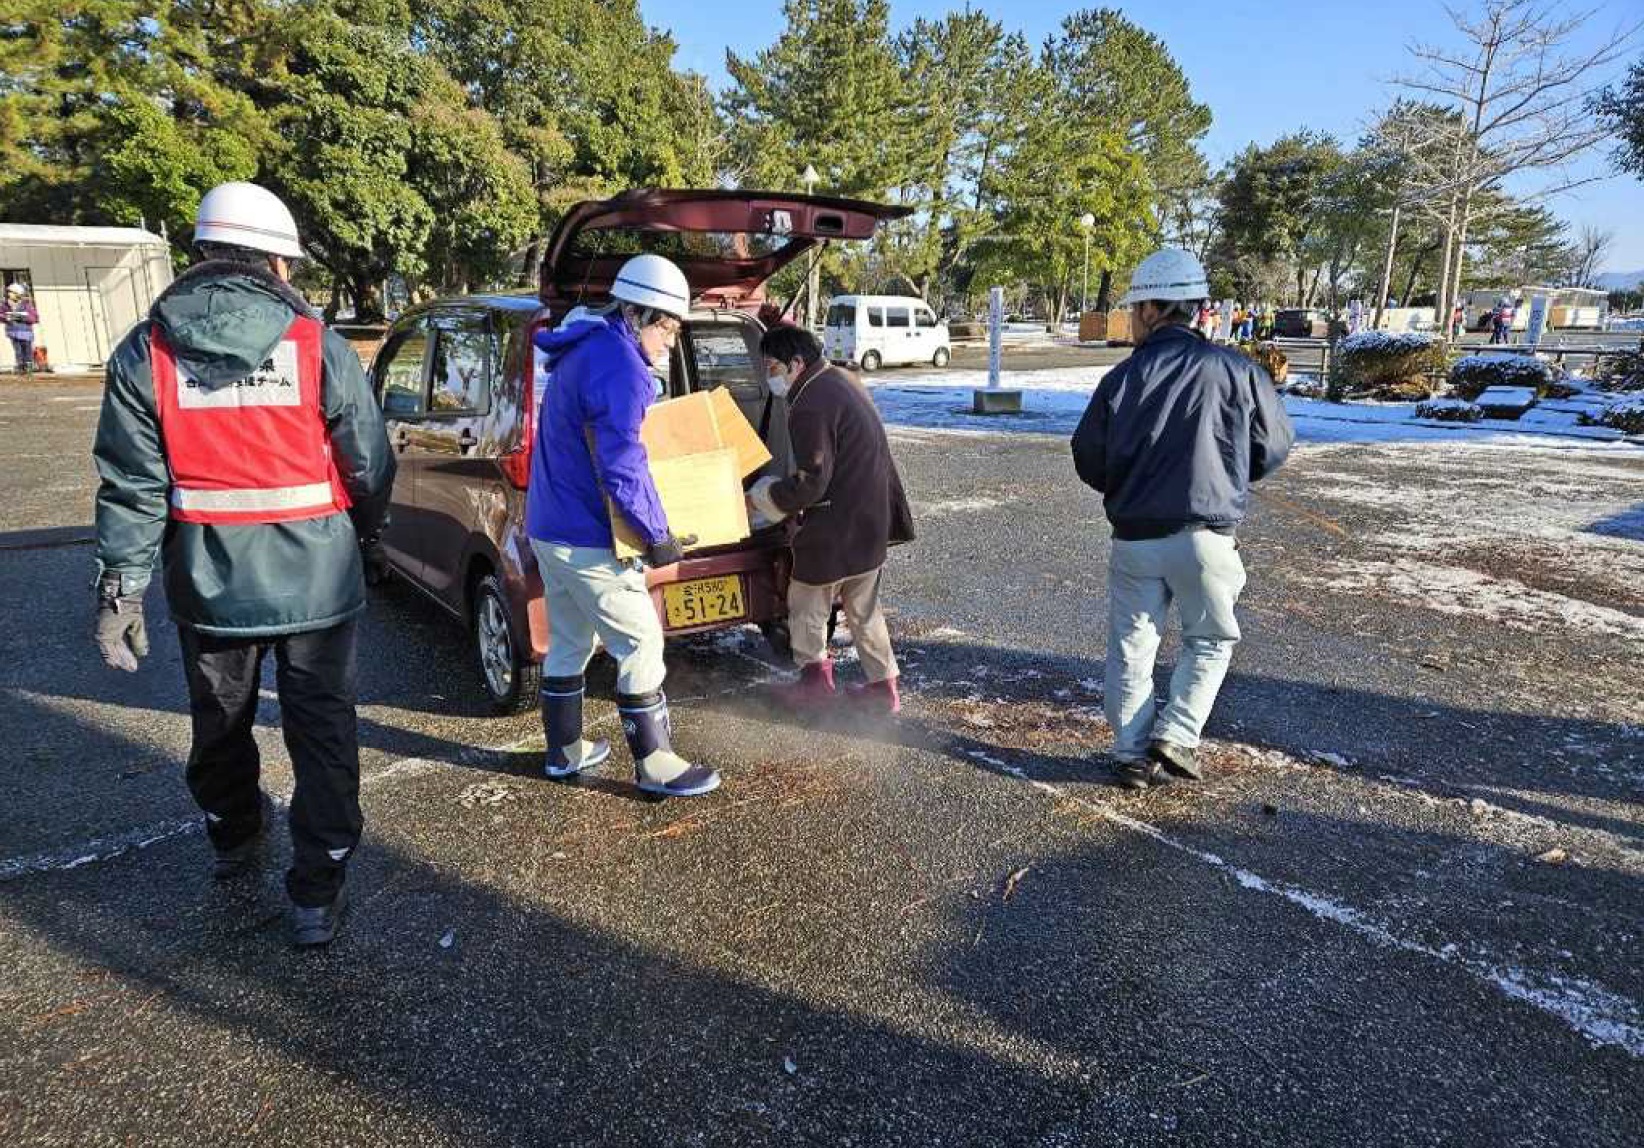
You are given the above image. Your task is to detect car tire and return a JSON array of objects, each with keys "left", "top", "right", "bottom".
[
  {"left": 932, "top": 346, "right": 950, "bottom": 367},
  {"left": 860, "top": 350, "right": 881, "bottom": 372},
  {"left": 472, "top": 574, "right": 539, "bottom": 715}
]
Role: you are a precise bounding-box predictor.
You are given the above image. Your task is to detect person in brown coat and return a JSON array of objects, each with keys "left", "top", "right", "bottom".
[{"left": 748, "top": 324, "right": 914, "bottom": 714}]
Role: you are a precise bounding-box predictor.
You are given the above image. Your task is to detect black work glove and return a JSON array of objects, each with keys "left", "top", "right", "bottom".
[
  {"left": 360, "top": 534, "right": 391, "bottom": 586},
  {"left": 95, "top": 575, "right": 148, "bottom": 673},
  {"left": 644, "top": 533, "right": 697, "bottom": 567}
]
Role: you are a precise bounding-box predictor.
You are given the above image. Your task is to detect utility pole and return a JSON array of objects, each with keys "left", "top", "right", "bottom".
[
  {"left": 1373, "top": 201, "right": 1401, "bottom": 332},
  {"left": 1079, "top": 213, "right": 1095, "bottom": 315},
  {"left": 802, "top": 165, "right": 821, "bottom": 329}
]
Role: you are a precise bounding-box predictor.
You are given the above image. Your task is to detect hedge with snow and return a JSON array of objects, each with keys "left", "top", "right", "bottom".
[
  {"left": 1448, "top": 354, "right": 1567, "bottom": 399},
  {"left": 1328, "top": 331, "right": 1446, "bottom": 401}
]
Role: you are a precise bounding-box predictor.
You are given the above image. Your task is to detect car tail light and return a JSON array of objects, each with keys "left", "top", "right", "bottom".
[{"left": 499, "top": 316, "right": 549, "bottom": 490}]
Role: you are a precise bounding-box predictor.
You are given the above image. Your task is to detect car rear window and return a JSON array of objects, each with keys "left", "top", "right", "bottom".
[
  {"left": 825, "top": 303, "right": 854, "bottom": 328},
  {"left": 568, "top": 228, "right": 791, "bottom": 261}
]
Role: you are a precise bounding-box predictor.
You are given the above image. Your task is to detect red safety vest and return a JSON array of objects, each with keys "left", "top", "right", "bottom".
[{"left": 151, "top": 314, "right": 352, "bottom": 525}]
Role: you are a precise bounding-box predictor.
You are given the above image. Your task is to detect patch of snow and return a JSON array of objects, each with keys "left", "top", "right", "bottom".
[
  {"left": 1295, "top": 559, "right": 1644, "bottom": 642},
  {"left": 917, "top": 496, "right": 1012, "bottom": 517}
]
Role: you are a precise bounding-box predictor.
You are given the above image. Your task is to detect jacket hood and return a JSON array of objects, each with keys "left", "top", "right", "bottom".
[
  {"left": 533, "top": 309, "right": 634, "bottom": 362},
  {"left": 150, "top": 260, "right": 317, "bottom": 386}
]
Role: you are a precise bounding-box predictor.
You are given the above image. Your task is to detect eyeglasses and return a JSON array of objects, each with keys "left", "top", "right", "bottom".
[{"left": 653, "top": 316, "right": 682, "bottom": 337}]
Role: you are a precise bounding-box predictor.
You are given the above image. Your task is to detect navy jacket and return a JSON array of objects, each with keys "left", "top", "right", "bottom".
[
  {"left": 526, "top": 313, "right": 670, "bottom": 550},
  {"left": 1071, "top": 324, "right": 1294, "bottom": 540}
]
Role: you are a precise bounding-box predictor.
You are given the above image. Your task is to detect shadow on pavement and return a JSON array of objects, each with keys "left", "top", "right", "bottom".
[
  {"left": 696, "top": 637, "right": 1643, "bottom": 833},
  {"left": 1, "top": 831, "right": 1085, "bottom": 1145}
]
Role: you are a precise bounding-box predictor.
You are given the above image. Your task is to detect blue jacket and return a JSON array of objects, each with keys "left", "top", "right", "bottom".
[
  {"left": 1071, "top": 324, "right": 1294, "bottom": 540},
  {"left": 526, "top": 314, "right": 670, "bottom": 549}
]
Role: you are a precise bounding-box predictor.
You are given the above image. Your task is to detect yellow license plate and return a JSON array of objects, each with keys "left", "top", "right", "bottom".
[{"left": 663, "top": 575, "right": 747, "bottom": 629}]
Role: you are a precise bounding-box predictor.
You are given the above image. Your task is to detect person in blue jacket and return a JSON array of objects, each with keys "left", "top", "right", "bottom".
[{"left": 526, "top": 253, "right": 720, "bottom": 798}]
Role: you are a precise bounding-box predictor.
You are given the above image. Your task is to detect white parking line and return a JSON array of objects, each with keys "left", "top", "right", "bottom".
[
  {"left": 0, "top": 734, "right": 538, "bottom": 883},
  {"left": 0, "top": 658, "right": 785, "bottom": 885},
  {"left": 963, "top": 747, "right": 1644, "bottom": 1058}
]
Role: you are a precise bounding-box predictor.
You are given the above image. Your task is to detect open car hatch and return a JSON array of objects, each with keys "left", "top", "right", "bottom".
[{"left": 540, "top": 188, "right": 911, "bottom": 309}]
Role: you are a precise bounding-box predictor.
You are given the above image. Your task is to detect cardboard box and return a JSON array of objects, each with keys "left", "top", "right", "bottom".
[{"left": 610, "top": 387, "right": 772, "bottom": 560}]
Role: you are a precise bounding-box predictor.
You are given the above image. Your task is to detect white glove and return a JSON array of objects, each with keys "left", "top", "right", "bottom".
[{"left": 747, "top": 476, "right": 788, "bottom": 525}]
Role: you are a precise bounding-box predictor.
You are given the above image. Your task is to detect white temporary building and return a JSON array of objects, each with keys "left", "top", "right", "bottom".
[{"left": 0, "top": 224, "right": 174, "bottom": 370}]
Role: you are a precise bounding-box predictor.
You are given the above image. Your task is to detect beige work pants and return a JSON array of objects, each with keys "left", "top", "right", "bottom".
[{"left": 788, "top": 568, "right": 899, "bottom": 683}]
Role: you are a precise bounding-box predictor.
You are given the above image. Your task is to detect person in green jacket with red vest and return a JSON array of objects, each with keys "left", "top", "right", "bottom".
[{"left": 91, "top": 182, "right": 395, "bottom": 946}]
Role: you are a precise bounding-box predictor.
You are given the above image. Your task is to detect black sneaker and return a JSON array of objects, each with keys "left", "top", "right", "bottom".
[
  {"left": 211, "top": 794, "right": 273, "bottom": 881},
  {"left": 1112, "top": 758, "right": 1165, "bottom": 791},
  {"left": 291, "top": 879, "right": 350, "bottom": 948},
  {"left": 1148, "top": 740, "right": 1203, "bottom": 781}
]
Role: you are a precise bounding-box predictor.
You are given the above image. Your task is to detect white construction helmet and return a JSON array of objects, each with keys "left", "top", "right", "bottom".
[
  {"left": 194, "top": 181, "right": 304, "bottom": 259},
  {"left": 5, "top": 282, "right": 25, "bottom": 296},
  {"left": 609, "top": 253, "right": 691, "bottom": 320},
  {"left": 1119, "top": 248, "right": 1210, "bottom": 306}
]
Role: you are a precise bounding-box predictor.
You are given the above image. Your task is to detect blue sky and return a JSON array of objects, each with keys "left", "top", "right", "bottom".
[{"left": 639, "top": 0, "right": 1644, "bottom": 273}]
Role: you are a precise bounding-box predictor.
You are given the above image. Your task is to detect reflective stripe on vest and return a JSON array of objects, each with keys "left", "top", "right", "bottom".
[
  {"left": 171, "top": 481, "right": 337, "bottom": 515},
  {"left": 150, "top": 313, "right": 352, "bottom": 525}
]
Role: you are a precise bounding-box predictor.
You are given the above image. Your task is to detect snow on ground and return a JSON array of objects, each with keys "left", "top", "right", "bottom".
[
  {"left": 869, "top": 362, "right": 1644, "bottom": 653},
  {"left": 1292, "top": 558, "right": 1644, "bottom": 643},
  {"left": 867, "top": 366, "right": 1642, "bottom": 448}
]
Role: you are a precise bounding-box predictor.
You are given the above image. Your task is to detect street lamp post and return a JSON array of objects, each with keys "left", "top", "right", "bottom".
[
  {"left": 802, "top": 165, "right": 821, "bottom": 329},
  {"left": 1078, "top": 213, "right": 1095, "bottom": 318}
]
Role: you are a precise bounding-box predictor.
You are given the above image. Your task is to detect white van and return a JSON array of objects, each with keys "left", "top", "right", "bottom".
[{"left": 824, "top": 294, "right": 951, "bottom": 371}]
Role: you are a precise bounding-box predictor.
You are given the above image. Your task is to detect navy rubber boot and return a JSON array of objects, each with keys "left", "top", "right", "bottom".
[
  {"left": 541, "top": 676, "right": 611, "bottom": 780},
  {"left": 617, "top": 691, "right": 721, "bottom": 798}
]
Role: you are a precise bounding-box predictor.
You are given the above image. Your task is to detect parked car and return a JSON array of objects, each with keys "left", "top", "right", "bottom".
[
  {"left": 1272, "top": 309, "right": 1331, "bottom": 339},
  {"left": 369, "top": 189, "right": 908, "bottom": 712},
  {"left": 823, "top": 294, "right": 951, "bottom": 371}
]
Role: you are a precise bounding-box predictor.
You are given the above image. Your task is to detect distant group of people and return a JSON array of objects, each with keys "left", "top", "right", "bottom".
[{"left": 1192, "top": 302, "right": 1275, "bottom": 343}]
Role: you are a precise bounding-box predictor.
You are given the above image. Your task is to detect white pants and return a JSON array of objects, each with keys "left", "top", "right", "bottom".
[
  {"left": 1105, "top": 529, "right": 1246, "bottom": 759},
  {"left": 530, "top": 541, "right": 666, "bottom": 696},
  {"left": 789, "top": 568, "right": 899, "bottom": 683}
]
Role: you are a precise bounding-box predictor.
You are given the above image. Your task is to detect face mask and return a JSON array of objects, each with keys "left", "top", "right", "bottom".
[{"left": 766, "top": 372, "right": 790, "bottom": 397}]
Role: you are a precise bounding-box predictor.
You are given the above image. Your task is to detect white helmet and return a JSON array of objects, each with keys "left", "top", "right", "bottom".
[
  {"left": 194, "top": 181, "right": 304, "bottom": 259},
  {"left": 1119, "top": 248, "right": 1209, "bottom": 306},
  {"left": 609, "top": 253, "right": 691, "bottom": 320},
  {"left": 4, "top": 282, "right": 25, "bottom": 296}
]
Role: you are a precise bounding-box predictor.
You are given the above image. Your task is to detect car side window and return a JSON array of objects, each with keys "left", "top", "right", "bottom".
[
  {"left": 428, "top": 314, "right": 493, "bottom": 415},
  {"left": 377, "top": 323, "right": 430, "bottom": 418},
  {"left": 691, "top": 327, "right": 761, "bottom": 402},
  {"left": 916, "top": 308, "right": 938, "bottom": 328},
  {"left": 867, "top": 306, "right": 885, "bottom": 328},
  {"left": 887, "top": 308, "right": 911, "bottom": 329}
]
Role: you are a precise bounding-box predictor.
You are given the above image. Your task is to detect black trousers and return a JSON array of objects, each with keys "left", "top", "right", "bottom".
[{"left": 178, "top": 620, "right": 361, "bottom": 906}]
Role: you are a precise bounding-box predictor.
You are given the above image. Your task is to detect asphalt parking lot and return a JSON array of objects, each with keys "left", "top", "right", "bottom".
[{"left": 1, "top": 377, "right": 1641, "bottom": 1146}]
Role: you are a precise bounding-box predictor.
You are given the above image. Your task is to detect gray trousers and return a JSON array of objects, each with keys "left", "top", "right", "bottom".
[
  {"left": 1105, "top": 529, "right": 1246, "bottom": 759},
  {"left": 530, "top": 541, "right": 667, "bottom": 696}
]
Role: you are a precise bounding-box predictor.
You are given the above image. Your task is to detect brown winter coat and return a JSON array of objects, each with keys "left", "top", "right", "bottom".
[{"left": 769, "top": 363, "right": 914, "bottom": 584}]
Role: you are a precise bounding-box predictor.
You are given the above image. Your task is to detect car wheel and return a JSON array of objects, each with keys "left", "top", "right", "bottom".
[
  {"left": 932, "top": 346, "right": 950, "bottom": 368},
  {"left": 859, "top": 350, "right": 881, "bottom": 372},
  {"left": 472, "top": 574, "right": 539, "bottom": 715}
]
